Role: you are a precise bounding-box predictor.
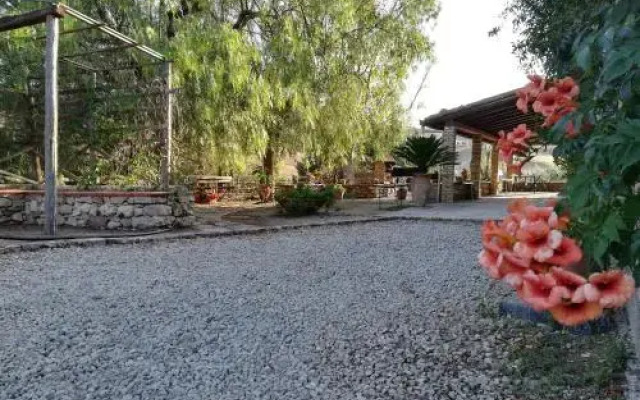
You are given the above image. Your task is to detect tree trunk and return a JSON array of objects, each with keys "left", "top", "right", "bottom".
[
  {"left": 262, "top": 144, "right": 275, "bottom": 201},
  {"left": 32, "top": 151, "right": 44, "bottom": 183}
]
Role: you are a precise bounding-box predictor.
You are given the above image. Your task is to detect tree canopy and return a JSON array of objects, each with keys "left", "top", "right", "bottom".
[{"left": 501, "top": 0, "right": 615, "bottom": 75}]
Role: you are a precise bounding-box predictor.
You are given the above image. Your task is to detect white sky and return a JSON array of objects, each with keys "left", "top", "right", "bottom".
[{"left": 402, "top": 0, "right": 529, "bottom": 127}]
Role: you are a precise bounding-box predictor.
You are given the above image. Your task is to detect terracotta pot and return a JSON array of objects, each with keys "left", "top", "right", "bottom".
[
  {"left": 396, "top": 187, "right": 408, "bottom": 201},
  {"left": 259, "top": 184, "right": 272, "bottom": 202},
  {"left": 411, "top": 174, "right": 436, "bottom": 206}
]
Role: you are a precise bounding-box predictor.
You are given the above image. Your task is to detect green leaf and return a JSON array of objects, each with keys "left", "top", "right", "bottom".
[
  {"left": 602, "top": 213, "right": 625, "bottom": 243},
  {"left": 566, "top": 168, "right": 597, "bottom": 211},
  {"left": 602, "top": 50, "right": 635, "bottom": 82},
  {"left": 623, "top": 195, "right": 640, "bottom": 224},
  {"left": 575, "top": 44, "right": 592, "bottom": 71},
  {"left": 593, "top": 236, "right": 610, "bottom": 263}
]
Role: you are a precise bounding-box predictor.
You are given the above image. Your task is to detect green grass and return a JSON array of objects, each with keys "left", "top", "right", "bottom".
[{"left": 505, "top": 326, "right": 628, "bottom": 399}]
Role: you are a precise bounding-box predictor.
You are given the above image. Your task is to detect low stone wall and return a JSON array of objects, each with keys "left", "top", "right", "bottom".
[
  {"left": 510, "top": 180, "right": 565, "bottom": 192},
  {"left": 0, "top": 187, "right": 195, "bottom": 230},
  {"left": 345, "top": 184, "right": 376, "bottom": 199}
]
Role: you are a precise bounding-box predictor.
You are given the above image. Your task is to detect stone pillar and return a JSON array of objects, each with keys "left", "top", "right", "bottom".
[
  {"left": 373, "top": 161, "right": 386, "bottom": 183},
  {"left": 491, "top": 143, "right": 499, "bottom": 195},
  {"left": 505, "top": 156, "right": 513, "bottom": 179},
  {"left": 441, "top": 123, "right": 457, "bottom": 203},
  {"left": 470, "top": 135, "right": 483, "bottom": 198}
]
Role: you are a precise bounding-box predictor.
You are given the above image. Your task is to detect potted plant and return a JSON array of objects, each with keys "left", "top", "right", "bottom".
[
  {"left": 253, "top": 169, "right": 272, "bottom": 203},
  {"left": 396, "top": 186, "right": 408, "bottom": 201},
  {"left": 392, "top": 136, "right": 457, "bottom": 206},
  {"left": 194, "top": 185, "right": 210, "bottom": 204}
]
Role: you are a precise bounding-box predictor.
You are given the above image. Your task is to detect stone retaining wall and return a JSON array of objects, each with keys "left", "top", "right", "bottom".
[{"left": 0, "top": 187, "right": 195, "bottom": 230}]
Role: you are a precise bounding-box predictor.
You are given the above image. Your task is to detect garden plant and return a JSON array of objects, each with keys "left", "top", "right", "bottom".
[
  {"left": 274, "top": 185, "right": 335, "bottom": 216},
  {"left": 479, "top": 0, "right": 640, "bottom": 326}
]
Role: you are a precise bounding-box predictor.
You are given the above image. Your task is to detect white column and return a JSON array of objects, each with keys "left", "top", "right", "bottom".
[
  {"left": 161, "top": 61, "right": 173, "bottom": 189},
  {"left": 44, "top": 14, "right": 59, "bottom": 236}
]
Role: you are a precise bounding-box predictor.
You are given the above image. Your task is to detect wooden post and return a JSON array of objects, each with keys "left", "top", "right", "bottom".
[
  {"left": 161, "top": 61, "right": 173, "bottom": 189},
  {"left": 44, "top": 14, "right": 59, "bottom": 236}
]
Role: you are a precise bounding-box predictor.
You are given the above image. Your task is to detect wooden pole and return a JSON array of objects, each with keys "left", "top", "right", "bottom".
[
  {"left": 161, "top": 61, "right": 173, "bottom": 189},
  {"left": 44, "top": 14, "right": 59, "bottom": 236}
]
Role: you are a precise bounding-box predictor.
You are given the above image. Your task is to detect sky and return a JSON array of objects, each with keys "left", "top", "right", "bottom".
[{"left": 402, "top": 0, "right": 528, "bottom": 128}]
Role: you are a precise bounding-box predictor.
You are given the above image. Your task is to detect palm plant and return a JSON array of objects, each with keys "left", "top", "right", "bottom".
[{"left": 392, "top": 136, "right": 457, "bottom": 174}]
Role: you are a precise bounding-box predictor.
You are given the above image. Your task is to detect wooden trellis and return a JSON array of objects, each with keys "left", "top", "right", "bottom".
[{"left": 0, "top": 3, "right": 172, "bottom": 236}]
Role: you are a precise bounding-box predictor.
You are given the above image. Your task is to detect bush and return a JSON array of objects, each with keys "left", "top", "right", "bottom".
[{"left": 275, "top": 185, "right": 334, "bottom": 216}]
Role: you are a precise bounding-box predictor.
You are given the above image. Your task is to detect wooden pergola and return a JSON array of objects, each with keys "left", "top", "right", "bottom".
[
  {"left": 0, "top": 4, "right": 172, "bottom": 236},
  {"left": 420, "top": 90, "right": 541, "bottom": 203}
]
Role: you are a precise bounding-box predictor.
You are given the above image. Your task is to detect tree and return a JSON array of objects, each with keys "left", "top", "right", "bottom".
[{"left": 170, "top": 0, "right": 438, "bottom": 187}]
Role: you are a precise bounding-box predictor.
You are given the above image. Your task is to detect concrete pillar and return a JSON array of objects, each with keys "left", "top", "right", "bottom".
[
  {"left": 491, "top": 143, "right": 499, "bottom": 195},
  {"left": 441, "top": 123, "right": 457, "bottom": 203},
  {"left": 470, "top": 135, "right": 483, "bottom": 198}
]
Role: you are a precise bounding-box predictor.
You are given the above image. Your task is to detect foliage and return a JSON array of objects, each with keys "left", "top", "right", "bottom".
[
  {"left": 296, "top": 155, "right": 324, "bottom": 178},
  {"left": 551, "top": 0, "right": 640, "bottom": 275},
  {"left": 0, "top": 0, "right": 167, "bottom": 184},
  {"left": 326, "top": 183, "right": 345, "bottom": 199},
  {"left": 0, "top": 0, "right": 439, "bottom": 184},
  {"left": 275, "top": 185, "right": 334, "bottom": 216},
  {"left": 252, "top": 168, "right": 269, "bottom": 185},
  {"left": 501, "top": 0, "right": 615, "bottom": 75},
  {"left": 480, "top": 73, "right": 637, "bottom": 327},
  {"left": 478, "top": 0, "right": 640, "bottom": 331},
  {"left": 392, "top": 135, "right": 457, "bottom": 174}
]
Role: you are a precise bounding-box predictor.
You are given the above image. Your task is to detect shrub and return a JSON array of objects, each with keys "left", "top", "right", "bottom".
[{"left": 275, "top": 185, "right": 334, "bottom": 216}]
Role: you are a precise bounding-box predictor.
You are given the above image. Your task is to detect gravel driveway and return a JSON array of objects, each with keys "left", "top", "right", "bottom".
[{"left": 1, "top": 221, "right": 517, "bottom": 400}]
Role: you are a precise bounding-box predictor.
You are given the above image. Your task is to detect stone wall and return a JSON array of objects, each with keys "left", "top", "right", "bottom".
[
  {"left": 345, "top": 184, "right": 376, "bottom": 199},
  {"left": 441, "top": 124, "right": 457, "bottom": 203},
  {"left": 0, "top": 187, "right": 194, "bottom": 230}
]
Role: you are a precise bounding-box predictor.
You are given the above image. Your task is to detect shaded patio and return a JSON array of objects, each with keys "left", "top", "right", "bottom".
[{"left": 420, "top": 90, "right": 542, "bottom": 203}]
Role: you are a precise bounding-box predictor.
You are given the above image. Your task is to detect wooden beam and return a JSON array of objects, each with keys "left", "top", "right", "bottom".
[
  {"left": 421, "top": 91, "right": 516, "bottom": 128},
  {"left": 161, "top": 62, "right": 173, "bottom": 189},
  {"left": 44, "top": 14, "right": 59, "bottom": 236},
  {"left": 59, "top": 4, "right": 166, "bottom": 61},
  {"left": 452, "top": 122, "right": 498, "bottom": 143},
  {"left": 0, "top": 169, "right": 38, "bottom": 184},
  {"left": 472, "top": 114, "right": 543, "bottom": 130},
  {"left": 0, "top": 5, "right": 64, "bottom": 33}
]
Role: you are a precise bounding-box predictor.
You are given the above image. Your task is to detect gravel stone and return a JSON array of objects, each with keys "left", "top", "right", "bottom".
[{"left": 0, "top": 221, "right": 519, "bottom": 399}]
